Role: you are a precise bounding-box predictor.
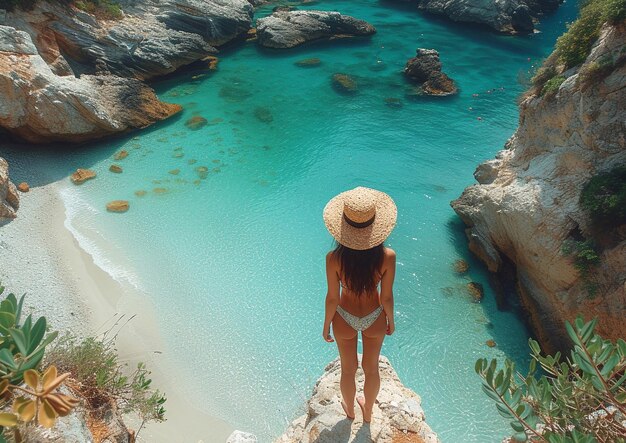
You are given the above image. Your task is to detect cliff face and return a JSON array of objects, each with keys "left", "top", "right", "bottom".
[
  {"left": 0, "top": 157, "right": 19, "bottom": 220},
  {"left": 0, "top": 0, "right": 253, "bottom": 143},
  {"left": 451, "top": 24, "right": 626, "bottom": 352},
  {"left": 276, "top": 356, "right": 440, "bottom": 443}
]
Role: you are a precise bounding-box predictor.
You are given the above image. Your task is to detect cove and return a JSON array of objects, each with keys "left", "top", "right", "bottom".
[{"left": 2, "top": 0, "right": 577, "bottom": 440}]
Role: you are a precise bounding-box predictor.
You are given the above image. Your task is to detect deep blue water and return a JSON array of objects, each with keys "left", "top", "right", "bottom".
[{"left": 2, "top": 0, "right": 577, "bottom": 440}]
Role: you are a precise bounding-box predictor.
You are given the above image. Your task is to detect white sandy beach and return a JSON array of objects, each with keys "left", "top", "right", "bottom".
[{"left": 0, "top": 180, "right": 235, "bottom": 442}]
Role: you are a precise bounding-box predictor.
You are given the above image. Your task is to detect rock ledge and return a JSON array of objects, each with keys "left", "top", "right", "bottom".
[{"left": 275, "top": 356, "right": 440, "bottom": 443}]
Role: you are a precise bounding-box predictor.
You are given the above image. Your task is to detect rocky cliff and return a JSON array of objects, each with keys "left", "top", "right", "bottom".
[
  {"left": 0, "top": 0, "right": 253, "bottom": 143},
  {"left": 0, "top": 157, "right": 19, "bottom": 220},
  {"left": 451, "top": 23, "right": 626, "bottom": 352},
  {"left": 276, "top": 356, "right": 440, "bottom": 443},
  {"left": 388, "top": 0, "right": 560, "bottom": 34}
]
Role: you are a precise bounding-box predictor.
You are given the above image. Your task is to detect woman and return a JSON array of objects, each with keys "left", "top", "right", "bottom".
[{"left": 322, "top": 186, "right": 397, "bottom": 423}]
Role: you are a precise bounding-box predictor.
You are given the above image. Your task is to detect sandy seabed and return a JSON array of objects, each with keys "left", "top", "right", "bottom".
[{"left": 0, "top": 181, "right": 235, "bottom": 443}]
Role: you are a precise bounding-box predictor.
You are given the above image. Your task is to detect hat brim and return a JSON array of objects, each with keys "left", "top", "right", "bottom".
[{"left": 323, "top": 188, "right": 397, "bottom": 250}]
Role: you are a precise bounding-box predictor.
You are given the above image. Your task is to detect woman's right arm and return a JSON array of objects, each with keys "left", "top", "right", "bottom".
[
  {"left": 323, "top": 252, "right": 340, "bottom": 342},
  {"left": 380, "top": 248, "right": 396, "bottom": 335}
]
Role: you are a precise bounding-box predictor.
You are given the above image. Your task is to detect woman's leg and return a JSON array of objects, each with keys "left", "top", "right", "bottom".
[
  {"left": 333, "top": 314, "right": 358, "bottom": 418},
  {"left": 358, "top": 313, "right": 386, "bottom": 422}
]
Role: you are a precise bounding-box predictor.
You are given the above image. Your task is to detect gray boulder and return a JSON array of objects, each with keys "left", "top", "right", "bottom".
[{"left": 256, "top": 10, "right": 375, "bottom": 49}]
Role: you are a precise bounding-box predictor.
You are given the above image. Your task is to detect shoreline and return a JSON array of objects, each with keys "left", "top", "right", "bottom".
[{"left": 0, "top": 180, "right": 235, "bottom": 442}]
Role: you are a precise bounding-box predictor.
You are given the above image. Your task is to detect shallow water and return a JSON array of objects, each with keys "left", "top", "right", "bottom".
[{"left": 3, "top": 0, "right": 577, "bottom": 440}]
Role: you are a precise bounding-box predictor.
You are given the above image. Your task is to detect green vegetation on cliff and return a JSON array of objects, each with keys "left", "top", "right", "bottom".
[
  {"left": 555, "top": 0, "right": 626, "bottom": 68},
  {"left": 477, "top": 317, "right": 626, "bottom": 443},
  {"left": 0, "top": 0, "right": 122, "bottom": 19},
  {"left": 580, "top": 166, "right": 626, "bottom": 229}
]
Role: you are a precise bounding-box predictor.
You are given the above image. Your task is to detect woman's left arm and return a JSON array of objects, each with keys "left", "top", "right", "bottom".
[{"left": 323, "top": 252, "right": 340, "bottom": 342}]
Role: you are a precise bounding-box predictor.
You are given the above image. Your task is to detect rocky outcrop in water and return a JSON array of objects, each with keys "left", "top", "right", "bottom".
[
  {"left": 0, "top": 157, "right": 19, "bottom": 220},
  {"left": 451, "top": 23, "right": 626, "bottom": 353},
  {"left": 404, "top": 49, "right": 457, "bottom": 96},
  {"left": 0, "top": 25, "right": 182, "bottom": 143},
  {"left": 5, "top": 0, "right": 252, "bottom": 80},
  {"left": 275, "top": 356, "right": 440, "bottom": 443},
  {"left": 388, "top": 0, "right": 559, "bottom": 33},
  {"left": 256, "top": 10, "right": 376, "bottom": 48},
  {"left": 0, "top": 0, "right": 253, "bottom": 143}
]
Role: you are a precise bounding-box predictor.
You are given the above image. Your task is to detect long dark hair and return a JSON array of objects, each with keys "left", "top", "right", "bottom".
[{"left": 332, "top": 242, "right": 384, "bottom": 296}]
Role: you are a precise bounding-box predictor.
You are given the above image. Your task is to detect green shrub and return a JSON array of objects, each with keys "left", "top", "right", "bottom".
[
  {"left": 561, "top": 239, "right": 600, "bottom": 297},
  {"left": 74, "top": 0, "right": 122, "bottom": 19},
  {"left": 580, "top": 166, "right": 626, "bottom": 228},
  {"left": 46, "top": 335, "right": 166, "bottom": 429},
  {"left": 476, "top": 316, "right": 626, "bottom": 443},
  {"left": 556, "top": 0, "right": 626, "bottom": 69},
  {"left": 0, "top": 0, "right": 123, "bottom": 19},
  {"left": 541, "top": 75, "right": 566, "bottom": 96}
]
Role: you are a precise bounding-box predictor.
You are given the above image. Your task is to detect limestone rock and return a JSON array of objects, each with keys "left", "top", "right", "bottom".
[
  {"left": 17, "top": 182, "right": 29, "bottom": 192},
  {"left": 106, "top": 200, "right": 129, "bottom": 213},
  {"left": 5, "top": 0, "right": 252, "bottom": 81},
  {"left": 70, "top": 169, "right": 97, "bottom": 184},
  {"left": 451, "top": 24, "right": 626, "bottom": 353},
  {"left": 0, "top": 25, "right": 182, "bottom": 143},
  {"left": 257, "top": 10, "right": 375, "bottom": 48},
  {"left": 227, "top": 430, "right": 257, "bottom": 443},
  {"left": 388, "top": 0, "right": 548, "bottom": 34},
  {"left": 0, "top": 0, "right": 253, "bottom": 143},
  {"left": 275, "top": 356, "right": 440, "bottom": 443},
  {"left": 404, "top": 49, "right": 457, "bottom": 96},
  {"left": 0, "top": 157, "right": 19, "bottom": 220}
]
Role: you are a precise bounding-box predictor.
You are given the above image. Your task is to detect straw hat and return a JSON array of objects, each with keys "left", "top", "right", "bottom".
[{"left": 323, "top": 187, "right": 397, "bottom": 250}]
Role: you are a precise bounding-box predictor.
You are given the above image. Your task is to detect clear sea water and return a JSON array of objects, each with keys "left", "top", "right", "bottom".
[{"left": 2, "top": 0, "right": 577, "bottom": 440}]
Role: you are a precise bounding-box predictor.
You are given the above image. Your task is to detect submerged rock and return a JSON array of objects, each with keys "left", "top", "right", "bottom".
[
  {"left": 467, "top": 281, "right": 484, "bottom": 302},
  {"left": 384, "top": 97, "right": 403, "bottom": 108},
  {"left": 257, "top": 10, "right": 376, "bottom": 48},
  {"left": 254, "top": 107, "right": 273, "bottom": 123},
  {"left": 454, "top": 259, "right": 470, "bottom": 273},
  {"left": 70, "top": 169, "right": 97, "bottom": 184},
  {"left": 106, "top": 200, "right": 129, "bottom": 213},
  {"left": 0, "top": 158, "right": 19, "bottom": 219},
  {"left": 114, "top": 150, "right": 129, "bottom": 160},
  {"left": 276, "top": 356, "right": 440, "bottom": 443},
  {"left": 185, "top": 116, "right": 208, "bottom": 130},
  {"left": 295, "top": 57, "right": 322, "bottom": 67},
  {"left": 404, "top": 49, "right": 457, "bottom": 96},
  {"left": 332, "top": 73, "right": 358, "bottom": 94},
  {"left": 17, "top": 182, "right": 30, "bottom": 193},
  {"left": 486, "top": 339, "right": 497, "bottom": 347},
  {"left": 109, "top": 165, "right": 123, "bottom": 173}
]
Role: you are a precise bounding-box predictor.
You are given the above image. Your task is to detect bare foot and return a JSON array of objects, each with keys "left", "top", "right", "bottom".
[
  {"left": 357, "top": 397, "right": 371, "bottom": 423},
  {"left": 341, "top": 400, "right": 355, "bottom": 420}
]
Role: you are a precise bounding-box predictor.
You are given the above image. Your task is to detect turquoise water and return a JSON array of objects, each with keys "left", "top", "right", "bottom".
[{"left": 2, "top": 0, "right": 577, "bottom": 441}]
